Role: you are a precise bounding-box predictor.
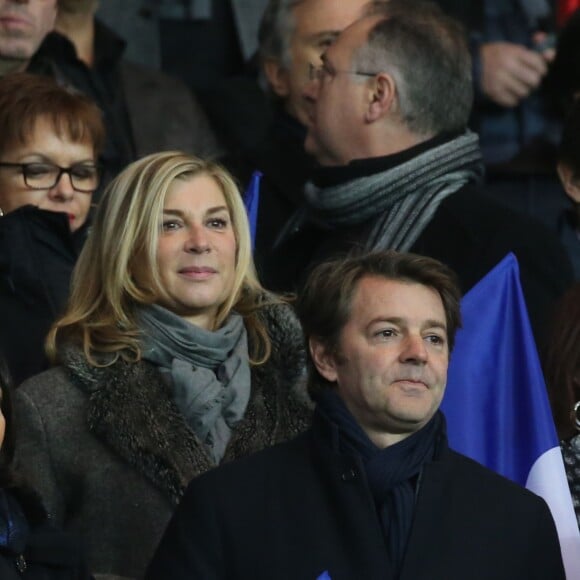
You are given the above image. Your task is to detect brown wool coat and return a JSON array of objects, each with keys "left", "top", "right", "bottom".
[{"left": 13, "top": 302, "right": 310, "bottom": 579}]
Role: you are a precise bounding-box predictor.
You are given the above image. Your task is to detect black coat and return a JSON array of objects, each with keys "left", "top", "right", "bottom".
[
  {"left": 0, "top": 528, "right": 89, "bottom": 580},
  {"left": 222, "top": 109, "right": 315, "bottom": 273},
  {"left": 0, "top": 207, "right": 85, "bottom": 386},
  {"left": 0, "top": 489, "right": 89, "bottom": 580},
  {"left": 147, "top": 410, "right": 565, "bottom": 580},
  {"left": 14, "top": 301, "right": 311, "bottom": 578},
  {"left": 30, "top": 24, "right": 222, "bottom": 196},
  {"left": 265, "top": 185, "right": 573, "bottom": 343}
]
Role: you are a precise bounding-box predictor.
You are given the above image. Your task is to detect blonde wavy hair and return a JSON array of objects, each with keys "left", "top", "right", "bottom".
[{"left": 47, "top": 152, "right": 275, "bottom": 366}]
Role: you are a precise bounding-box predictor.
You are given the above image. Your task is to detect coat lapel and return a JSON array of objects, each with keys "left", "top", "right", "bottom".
[
  {"left": 69, "top": 352, "right": 213, "bottom": 504},
  {"left": 63, "top": 342, "right": 304, "bottom": 506}
]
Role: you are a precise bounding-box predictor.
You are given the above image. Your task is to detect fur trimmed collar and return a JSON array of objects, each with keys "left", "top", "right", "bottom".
[{"left": 60, "top": 302, "right": 309, "bottom": 505}]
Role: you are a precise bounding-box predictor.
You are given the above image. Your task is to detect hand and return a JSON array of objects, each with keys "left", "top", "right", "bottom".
[{"left": 480, "top": 42, "right": 550, "bottom": 108}]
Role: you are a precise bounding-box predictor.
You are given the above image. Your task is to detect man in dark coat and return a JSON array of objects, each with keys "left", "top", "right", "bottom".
[
  {"left": 222, "top": 0, "right": 371, "bottom": 269},
  {"left": 147, "top": 250, "right": 565, "bottom": 580},
  {"left": 263, "top": 0, "right": 573, "bottom": 345}
]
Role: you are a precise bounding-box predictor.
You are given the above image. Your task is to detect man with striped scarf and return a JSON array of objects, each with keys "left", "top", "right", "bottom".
[{"left": 264, "top": 0, "right": 573, "bottom": 345}]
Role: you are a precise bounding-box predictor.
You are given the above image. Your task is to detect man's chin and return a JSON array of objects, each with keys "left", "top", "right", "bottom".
[
  {"left": 304, "top": 131, "right": 325, "bottom": 163},
  {"left": 303, "top": 131, "right": 316, "bottom": 153}
]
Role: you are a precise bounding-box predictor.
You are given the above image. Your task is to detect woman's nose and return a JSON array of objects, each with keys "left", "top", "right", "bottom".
[
  {"left": 184, "top": 224, "right": 210, "bottom": 253},
  {"left": 48, "top": 171, "right": 75, "bottom": 201}
]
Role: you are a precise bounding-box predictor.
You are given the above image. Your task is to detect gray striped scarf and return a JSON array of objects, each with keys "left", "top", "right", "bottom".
[{"left": 304, "top": 131, "right": 484, "bottom": 252}]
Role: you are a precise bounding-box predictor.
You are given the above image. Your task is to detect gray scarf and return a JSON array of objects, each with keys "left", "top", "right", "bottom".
[
  {"left": 304, "top": 131, "right": 484, "bottom": 252},
  {"left": 138, "top": 304, "right": 251, "bottom": 463}
]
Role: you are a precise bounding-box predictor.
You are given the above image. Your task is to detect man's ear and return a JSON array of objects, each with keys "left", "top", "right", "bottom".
[
  {"left": 309, "top": 337, "right": 338, "bottom": 383},
  {"left": 365, "top": 72, "right": 397, "bottom": 123},
  {"left": 557, "top": 162, "right": 580, "bottom": 203},
  {"left": 263, "top": 59, "right": 290, "bottom": 98}
]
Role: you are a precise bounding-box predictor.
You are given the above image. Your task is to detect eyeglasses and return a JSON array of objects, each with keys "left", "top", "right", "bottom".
[
  {"left": 308, "top": 62, "right": 378, "bottom": 83},
  {"left": 0, "top": 162, "right": 101, "bottom": 193}
]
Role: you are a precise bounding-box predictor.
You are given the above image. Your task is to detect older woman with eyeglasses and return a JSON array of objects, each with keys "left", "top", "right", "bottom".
[{"left": 0, "top": 73, "right": 104, "bottom": 386}]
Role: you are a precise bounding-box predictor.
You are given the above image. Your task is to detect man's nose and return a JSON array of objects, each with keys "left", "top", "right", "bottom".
[
  {"left": 399, "top": 334, "right": 428, "bottom": 364},
  {"left": 302, "top": 76, "right": 320, "bottom": 104}
]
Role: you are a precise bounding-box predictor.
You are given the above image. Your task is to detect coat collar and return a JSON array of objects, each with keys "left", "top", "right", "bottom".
[
  {"left": 60, "top": 302, "right": 308, "bottom": 504},
  {"left": 310, "top": 407, "right": 457, "bottom": 580}
]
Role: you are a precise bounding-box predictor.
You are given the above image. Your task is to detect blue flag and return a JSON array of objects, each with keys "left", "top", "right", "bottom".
[
  {"left": 243, "top": 171, "right": 261, "bottom": 251},
  {"left": 441, "top": 253, "right": 580, "bottom": 578}
]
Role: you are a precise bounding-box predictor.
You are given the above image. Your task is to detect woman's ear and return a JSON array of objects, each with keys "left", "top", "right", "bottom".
[
  {"left": 557, "top": 162, "right": 580, "bottom": 203},
  {"left": 309, "top": 337, "right": 338, "bottom": 383}
]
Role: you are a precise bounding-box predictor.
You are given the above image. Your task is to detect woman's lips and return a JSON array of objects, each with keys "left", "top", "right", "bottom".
[{"left": 178, "top": 266, "right": 217, "bottom": 280}]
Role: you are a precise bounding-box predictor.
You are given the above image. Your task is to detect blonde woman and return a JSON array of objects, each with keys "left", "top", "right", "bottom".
[{"left": 13, "top": 152, "right": 310, "bottom": 578}]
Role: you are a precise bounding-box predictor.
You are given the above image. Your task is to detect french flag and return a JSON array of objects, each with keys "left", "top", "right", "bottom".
[
  {"left": 441, "top": 253, "right": 580, "bottom": 578},
  {"left": 243, "top": 170, "right": 261, "bottom": 251}
]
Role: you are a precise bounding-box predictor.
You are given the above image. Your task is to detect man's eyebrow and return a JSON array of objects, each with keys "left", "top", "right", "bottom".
[
  {"left": 424, "top": 319, "right": 447, "bottom": 332},
  {"left": 367, "top": 316, "right": 447, "bottom": 331}
]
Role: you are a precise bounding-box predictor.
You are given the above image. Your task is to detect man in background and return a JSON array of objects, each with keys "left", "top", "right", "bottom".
[
  {"left": 265, "top": 0, "right": 573, "bottom": 344},
  {"left": 435, "top": 0, "right": 565, "bottom": 232},
  {"left": 225, "top": 0, "right": 372, "bottom": 271},
  {"left": 0, "top": 0, "right": 56, "bottom": 74},
  {"left": 31, "top": 0, "right": 222, "bottom": 194}
]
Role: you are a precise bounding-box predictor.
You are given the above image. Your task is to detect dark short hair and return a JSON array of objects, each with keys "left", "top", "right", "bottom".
[
  {"left": 542, "top": 283, "right": 580, "bottom": 440},
  {"left": 296, "top": 250, "right": 462, "bottom": 397},
  {"left": 0, "top": 73, "right": 105, "bottom": 158},
  {"left": 355, "top": 0, "right": 472, "bottom": 136}
]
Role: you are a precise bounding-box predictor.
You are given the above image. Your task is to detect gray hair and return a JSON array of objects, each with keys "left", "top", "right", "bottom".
[
  {"left": 258, "top": 0, "right": 304, "bottom": 68},
  {"left": 354, "top": 0, "right": 473, "bottom": 137}
]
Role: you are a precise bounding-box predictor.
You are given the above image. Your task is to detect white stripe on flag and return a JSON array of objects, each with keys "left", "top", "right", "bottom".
[{"left": 526, "top": 447, "right": 580, "bottom": 579}]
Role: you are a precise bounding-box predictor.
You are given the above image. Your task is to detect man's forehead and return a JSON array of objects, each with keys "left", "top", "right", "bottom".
[
  {"left": 349, "top": 276, "right": 447, "bottom": 325},
  {"left": 337, "top": 12, "right": 383, "bottom": 46},
  {"left": 292, "top": 0, "right": 370, "bottom": 38},
  {"left": 323, "top": 14, "right": 377, "bottom": 65}
]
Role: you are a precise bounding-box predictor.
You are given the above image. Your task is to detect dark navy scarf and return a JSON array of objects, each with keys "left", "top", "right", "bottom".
[{"left": 316, "top": 389, "right": 444, "bottom": 578}]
